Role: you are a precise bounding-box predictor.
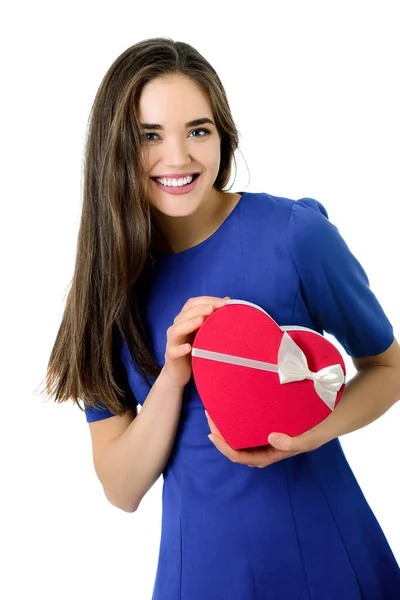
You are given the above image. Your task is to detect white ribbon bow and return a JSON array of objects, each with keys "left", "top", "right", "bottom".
[{"left": 278, "top": 332, "right": 345, "bottom": 410}]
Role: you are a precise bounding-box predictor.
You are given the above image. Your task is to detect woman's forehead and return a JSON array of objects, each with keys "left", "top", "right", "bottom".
[{"left": 139, "top": 75, "right": 213, "bottom": 123}]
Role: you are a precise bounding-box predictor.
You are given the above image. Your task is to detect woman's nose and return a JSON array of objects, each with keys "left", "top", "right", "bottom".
[{"left": 162, "top": 138, "right": 191, "bottom": 167}]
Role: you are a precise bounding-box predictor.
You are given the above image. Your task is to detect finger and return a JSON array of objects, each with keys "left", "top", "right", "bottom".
[
  {"left": 165, "top": 343, "right": 192, "bottom": 360},
  {"left": 175, "top": 297, "right": 232, "bottom": 325},
  {"left": 267, "top": 433, "right": 294, "bottom": 452},
  {"left": 268, "top": 431, "right": 317, "bottom": 453},
  {"left": 167, "top": 317, "right": 206, "bottom": 344},
  {"left": 205, "top": 411, "right": 224, "bottom": 438},
  {"left": 208, "top": 432, "right": 298, "bottom": 468},
  {"left": 255, "top": 450, "right": 298, "bottom": 468},
  {"left": 183, "top": 296, "right": 231, "bottom": 311},
  {"left": 208, "top": 434, "right": 242, "bottom": 462},
  {"left": 246, "top": 445, "right": 298, "bottom": 468},
  {"left": 174, "top": 303, "right": 215, "bottom": 325}
]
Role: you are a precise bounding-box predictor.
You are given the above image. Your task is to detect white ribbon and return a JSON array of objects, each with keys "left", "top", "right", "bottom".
[
  {"left": 277, "top": 332, "right": 345, "bottom": 410},
  {"left": 192, "top": 332, "right": 345, "bottom": 411}
]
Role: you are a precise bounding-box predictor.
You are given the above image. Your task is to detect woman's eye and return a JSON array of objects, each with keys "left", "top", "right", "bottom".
[
  {"left": 189, "top": 128, "right": 210, "bottom": 138},
  {"left": 143, "top": 132, "right": 158, "bottom": 142},
  {"left": 142, "top": 128, "right": 210, "bottom": 142}
]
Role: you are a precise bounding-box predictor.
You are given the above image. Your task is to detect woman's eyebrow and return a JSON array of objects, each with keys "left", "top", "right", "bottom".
[{"left": 140, "top": 117, "right": 215, "bottom": 130}]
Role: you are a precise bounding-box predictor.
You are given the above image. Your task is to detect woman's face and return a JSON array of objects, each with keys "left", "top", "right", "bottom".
[{"left": 138, "top": 74, "right": 221, "bottom": 218}]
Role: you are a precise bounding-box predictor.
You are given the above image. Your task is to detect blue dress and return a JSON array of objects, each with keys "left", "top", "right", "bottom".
[{"left": 85, "top": 191, "right": 400, "bottom": 599}]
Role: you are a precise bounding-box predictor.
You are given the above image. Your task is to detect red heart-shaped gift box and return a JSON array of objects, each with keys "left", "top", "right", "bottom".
[{"left": 192, "top": 300, "right": 346, "bottom": 450}]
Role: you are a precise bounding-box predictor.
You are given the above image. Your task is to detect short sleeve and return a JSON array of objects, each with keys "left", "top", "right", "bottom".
[
  {"left": 288, "top": 198, "right": 394, "bottom": 358},
  {"left": 84, "top": 399, "right": 118, "bottom": 423},
  {"left": 84, "top": 331, "right": 138, "bottom": 423},
  {"left": 84, "top": 381, "right": 137, "bottom": 423}
]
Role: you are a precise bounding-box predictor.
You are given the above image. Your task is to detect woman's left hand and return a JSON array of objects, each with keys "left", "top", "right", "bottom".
[{"left": 205, "top": 411, "right": 322, "bottom": 468}]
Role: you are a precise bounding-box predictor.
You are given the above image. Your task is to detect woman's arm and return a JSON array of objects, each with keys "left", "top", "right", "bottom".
[
  {"left": 206, "top": 338, "right": 400, "bottom": 467},
  {"left": 89, "top": 296, "right": 229, "bottom": 511},
  {"left": 296, "top": 337, "right": 400, "bottom": 448},
  {"left": 91, "top": 366, "right": 184, "bottom": 513}
]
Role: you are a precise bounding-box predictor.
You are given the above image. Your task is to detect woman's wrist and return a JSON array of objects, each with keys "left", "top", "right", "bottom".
[{"left": 159, "top": 365, "right": 187, "bottom": 392}]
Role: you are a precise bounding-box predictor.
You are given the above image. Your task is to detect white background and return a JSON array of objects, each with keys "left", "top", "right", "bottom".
[{"left": 1, "top": 1, "right": 399, "bottom": 598}]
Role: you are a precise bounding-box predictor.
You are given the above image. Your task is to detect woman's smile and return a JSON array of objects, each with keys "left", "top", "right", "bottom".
[{"left": 151, "top": 173, "right": 201, "bottom": 195}]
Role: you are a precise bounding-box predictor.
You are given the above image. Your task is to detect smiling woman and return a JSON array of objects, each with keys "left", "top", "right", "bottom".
[
  {"left": 138, "top": 74, "right": 227, "bottom": 222},
  {"left": 43, "top": 37, "right": 400, "bottom": 599}
]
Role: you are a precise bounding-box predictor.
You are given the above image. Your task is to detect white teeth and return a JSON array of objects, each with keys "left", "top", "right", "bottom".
[{"left": 155, "top": 175, "right": 194, "bottom": 187}]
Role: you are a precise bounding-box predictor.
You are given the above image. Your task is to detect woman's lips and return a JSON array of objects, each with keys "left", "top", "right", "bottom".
[{"left": 151, "top": 174, "right": 200, "bottom": 195}]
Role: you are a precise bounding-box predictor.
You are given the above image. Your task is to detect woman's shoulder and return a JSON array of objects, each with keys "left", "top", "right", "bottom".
[
  {"left": 241, "top": 190, "right": 294, "bottom": 209},
  {"left": 241, "top": 191, "right": 329, "bottom": 225}
]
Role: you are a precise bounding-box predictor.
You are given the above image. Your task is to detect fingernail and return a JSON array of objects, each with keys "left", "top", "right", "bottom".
[{"left": 269, "top": 434, "right": 282, "bottom": 445}]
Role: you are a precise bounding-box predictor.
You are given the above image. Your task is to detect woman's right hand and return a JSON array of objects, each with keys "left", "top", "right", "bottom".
[{"left": 162, "top": 296, "right": 231, "bottom": 388}]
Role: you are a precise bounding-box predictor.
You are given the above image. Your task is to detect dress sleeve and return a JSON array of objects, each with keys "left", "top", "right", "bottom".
[
  {"left": 84, "top": 382, "right": 137, "bottom": 423},
  {"left": 84, "top": 399, "right": 119, "bottom": 423},
  {"left": 84, "top": 331, "right": 138, "bottom": 423},
  {"left": 288, "top": 197, "right": 394, "bottom": 358}
]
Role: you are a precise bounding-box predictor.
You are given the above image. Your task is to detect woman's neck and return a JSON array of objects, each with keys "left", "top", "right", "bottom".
[{"left": 154, "top": 189, "right": 241, "bottom": 255}]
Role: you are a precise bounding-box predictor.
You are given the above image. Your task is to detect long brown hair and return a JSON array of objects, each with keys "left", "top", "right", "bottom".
[{"left": 42, "top": 37, "right": 239, "bottom": 415}]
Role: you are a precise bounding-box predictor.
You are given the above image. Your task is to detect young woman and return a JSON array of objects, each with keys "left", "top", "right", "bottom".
[{"left": 45, "top": 38, "right": 400, "bottom": 599}]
